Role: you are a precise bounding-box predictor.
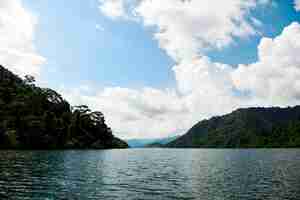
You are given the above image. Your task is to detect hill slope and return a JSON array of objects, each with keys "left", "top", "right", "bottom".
[
  {"left": 0, "top": 65, "right": 128, "bottom": 149},
  {"left": 145, "top": 136, "right": 179, "bottom": 148},
  {"left": 167, "top": 107, "right": 300, "bottom": 148}
]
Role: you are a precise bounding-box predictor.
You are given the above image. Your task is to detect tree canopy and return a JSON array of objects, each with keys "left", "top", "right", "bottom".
[
  {"left": 167, "top": 107, "right": 300, "bottom": 148},
  {"left": 0, "top": 65, "right": 128, "bottom": 149}
]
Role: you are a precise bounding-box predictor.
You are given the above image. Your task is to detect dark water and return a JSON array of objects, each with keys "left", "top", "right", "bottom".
[{"left": 0, "top": 149, "right": 300, "bottom": 200}]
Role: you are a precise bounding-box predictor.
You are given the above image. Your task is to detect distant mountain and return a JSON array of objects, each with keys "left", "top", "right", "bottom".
[
  {"left": 145, "top": 142, "right": 165, "bottom": 148},
  {"left": 126, "top": 139, "right": 158, "bottom": 148},
  {"left": 0, "top": 65, "right": 128, "bottom": 149},
  {"left": 145, "top": 136, "right": 179, "bottom": 147},
  {"left": 127, "top": 136, "right": 179, "bottom": 148},
  {"left": 167, "top": 106, "right": 300, "bottom": 148}
]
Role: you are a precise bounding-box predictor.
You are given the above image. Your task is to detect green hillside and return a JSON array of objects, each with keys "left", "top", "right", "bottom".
[
  {"left": 0, "top": 65, "right": 128, "bottom": 149},
  {"left": 167, "top": 107, "right": 300, "bottom": 148}
]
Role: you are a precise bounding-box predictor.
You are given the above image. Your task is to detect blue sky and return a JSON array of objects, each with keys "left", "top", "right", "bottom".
[
  {"left": 208, "top": 1, "right": 300, "bottom": 65},
  {"left": 20, "top": 0, "right": 300, "bottom": 91},
  {"left": 22, "top": 0, "right": 300, "bottom": 90},
  {"left": 24, "top": 0, "right": 175, "bottom": 89},
  {"left": 2, "top": 0, "right": 300, "bottom": 139}
]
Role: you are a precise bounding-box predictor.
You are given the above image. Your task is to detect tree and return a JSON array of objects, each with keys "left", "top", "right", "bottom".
[
  {"left": 0, "top": 65, "right": 128, "bottom": 149},
  {"left": 24, "top": 75, "right": 35, "bottom": 84}
]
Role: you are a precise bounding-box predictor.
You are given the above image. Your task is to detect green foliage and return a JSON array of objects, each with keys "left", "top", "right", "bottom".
[
  {"left": 0, "top": 65, "right": 128, "bottom": 149},
  {"left": 167, "top": 107, "right": 300, "bottom": 148}
]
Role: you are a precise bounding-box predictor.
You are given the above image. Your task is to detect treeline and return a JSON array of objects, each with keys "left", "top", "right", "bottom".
[
  {"left": 0, "top": 65, "right": 128, "bottom": 149},
  {"left": 167, "top": 107, "right": 300, "bottom": 148}
]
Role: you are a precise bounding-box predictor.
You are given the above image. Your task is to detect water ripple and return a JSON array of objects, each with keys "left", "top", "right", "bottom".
[{"left": 0, "top": 149, "right": 300, "bottom": 199}]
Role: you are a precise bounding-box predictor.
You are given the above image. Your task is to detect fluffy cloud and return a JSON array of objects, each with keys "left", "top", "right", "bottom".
[
  {"left": 295, "top": 0, "right": 300, "bottom": 11},
  {"left": 0, "top": 0, "right": 45, "bottom": 77},
  {"left": 232, "top": 22, "right": 300, "bottom": 106},
  {"left": 134, "top": 0, "right": 263, "bottom": 62},
  {"left": 86, "top": 0, "right": 300, "bottom": 139}
]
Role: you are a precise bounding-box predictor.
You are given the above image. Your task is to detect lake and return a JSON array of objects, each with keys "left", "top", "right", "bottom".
[{"left": 0, "top": 149, "right": 300, "bottom": 200}]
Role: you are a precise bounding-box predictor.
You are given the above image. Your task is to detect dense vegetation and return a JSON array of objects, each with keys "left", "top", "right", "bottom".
[
  {"left": 0, "top": 65, "right": 128, "bottom": 149},
  {"left": 167, "top": 107, "right": 300, "bottom": 148}
]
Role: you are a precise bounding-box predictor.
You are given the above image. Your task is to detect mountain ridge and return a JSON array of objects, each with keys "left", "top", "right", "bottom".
[{"left": 167, "top": 106, "right": 300, "bottom": 148}]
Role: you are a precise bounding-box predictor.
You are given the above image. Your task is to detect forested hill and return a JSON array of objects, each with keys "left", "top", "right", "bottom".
[
  {"left": 167, "top": 106, "right": 300, "bottom": 148},
  {"left": 0, "top": 65, "right": 128, "bottom": 149}
]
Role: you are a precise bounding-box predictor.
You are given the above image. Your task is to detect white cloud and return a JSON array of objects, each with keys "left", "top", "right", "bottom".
[
  {"left": 134, "top": 0, "right": 262, "bottom": 62},
  {"left": 0, "top": 0, "right": 45, "bottom": 78},
  {"left": 295, "top": 0, "right": 300, "bottom": 11},
  {"left": 61, "top": 86, "right": 190, "bottom": 139},
  {"left": 98, "top": 0, "right": 128, "bottom": 20},
  {"left": 232, "top": 22, "right": 300, "bottom": 106}
]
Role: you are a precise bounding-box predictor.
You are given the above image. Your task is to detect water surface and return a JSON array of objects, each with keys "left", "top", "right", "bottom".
[{"left": 0, "top": 149, "right": 300, "bottom": 200}]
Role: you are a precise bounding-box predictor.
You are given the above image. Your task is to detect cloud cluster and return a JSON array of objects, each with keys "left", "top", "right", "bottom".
[
  {"left": 68, "top": 0, "right": 300, "bottom": 139},
  {"left": 135, "top": 0, "right": 263, "bottom": 62},
  {"left": 233, "top": 22, "right": 300, "bottom": 106},
  {"left": 0, "top": 0, "right": 45, "bottom": 78}
]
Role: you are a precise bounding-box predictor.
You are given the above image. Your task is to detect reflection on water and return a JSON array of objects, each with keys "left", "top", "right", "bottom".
[{"left": 0, "top": 149, "right": 300, "bottom": 200}]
